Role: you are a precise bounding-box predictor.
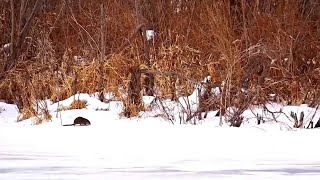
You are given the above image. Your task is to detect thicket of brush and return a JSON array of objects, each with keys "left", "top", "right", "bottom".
[{"left": 0, "top": 0, "right": 319, "bottom": 121}]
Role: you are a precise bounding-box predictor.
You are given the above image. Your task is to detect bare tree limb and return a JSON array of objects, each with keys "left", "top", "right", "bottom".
[
  {"left": 66, "top": 0, "right": 99, "bottom": 52},
  {"left": 17, "top": 0, "right": 43, "bottom": 48},
  {"left": 48, "top": 0, "right": 66, "bottom": 36},
  {"left": 8, "top": 0, "right": 16, "bottom": 69},
  {"left": 18, "top": 0, "right": 28, "bottom": 33}
]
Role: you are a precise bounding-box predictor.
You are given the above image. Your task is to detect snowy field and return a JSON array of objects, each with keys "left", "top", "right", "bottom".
[{"left": 1, "top": 93, "right": 320, "bottom": 180}]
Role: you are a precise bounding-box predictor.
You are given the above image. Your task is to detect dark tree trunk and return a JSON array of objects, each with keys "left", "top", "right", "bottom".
[
  {"left": 125, "top": 67, "right": 142, "bottom": 117},
  {"left": 135, "top": 0, "right": 154, "bottom": 96}
]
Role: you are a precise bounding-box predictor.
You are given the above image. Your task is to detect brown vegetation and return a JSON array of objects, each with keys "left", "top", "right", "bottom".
[
  {"left": 0, "top": 0, "right": 319, "bottom": 119},
  {"left": 69, "top": 99, "right": 87, "bottom": 110}
]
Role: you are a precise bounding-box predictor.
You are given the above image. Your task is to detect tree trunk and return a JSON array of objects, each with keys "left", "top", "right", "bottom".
[
  {"left": 5, "top": 0, "right": 43, "bottom": 72},
  {"left": 135, "top": 0, "right": 154, "bottom": 96},
  {"left": 125, "top": 67, "right": 142, "bottom": 117},
  {"left": 99, "top": 4, "right": 106, "bottom": 101},
  {"left": 7, "top": 0, "right": 16, "bottom": 71}
]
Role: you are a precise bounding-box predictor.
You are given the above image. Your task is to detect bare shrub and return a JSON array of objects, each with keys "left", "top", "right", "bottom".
[
  {"left": 69, "top": 99, "right": 87, "bottom": 110},
  {"left": 0, "top": 1, "right": 319, "bottom": 122}
]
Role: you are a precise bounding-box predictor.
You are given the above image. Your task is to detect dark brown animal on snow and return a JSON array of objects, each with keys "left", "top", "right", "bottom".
[{"left": 62, "top": 117, "right": 91, "bottom": 126}]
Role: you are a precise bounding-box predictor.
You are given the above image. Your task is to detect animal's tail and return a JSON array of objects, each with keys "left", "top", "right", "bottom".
[{"left": 62, "top": 124, "right": 74, "bottom": 126}]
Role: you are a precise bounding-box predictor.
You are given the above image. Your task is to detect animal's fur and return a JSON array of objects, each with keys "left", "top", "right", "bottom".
[
  {"left": 314, "top": 119, "right": 320, "bottom": 128},
  {"left": 63, "top": 117, "right": 91, "bottom": 126}
]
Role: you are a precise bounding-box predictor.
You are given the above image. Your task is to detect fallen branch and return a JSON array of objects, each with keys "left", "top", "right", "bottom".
[{"left": 262, "top": 104, "right": 292, "bottom": 123}]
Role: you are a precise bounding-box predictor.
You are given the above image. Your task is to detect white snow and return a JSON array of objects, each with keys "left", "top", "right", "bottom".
[
  {"left": 1, "top": 93, "right": 320, "bottom": 179},
  {"left": 3, "top": 43, "right": 10, "bottom": 49},
  {"left": 146, "top": 29, "right": 155, "bottom": 41}
]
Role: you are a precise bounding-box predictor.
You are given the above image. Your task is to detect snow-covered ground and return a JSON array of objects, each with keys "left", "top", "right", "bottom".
[{"left": 1, "top": 93, "right": 320, "bottom": 180}]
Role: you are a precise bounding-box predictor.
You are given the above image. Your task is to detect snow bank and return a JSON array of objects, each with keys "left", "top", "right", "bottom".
[{"left": 1, "top": 93, "right": 320, "bottom": 179}]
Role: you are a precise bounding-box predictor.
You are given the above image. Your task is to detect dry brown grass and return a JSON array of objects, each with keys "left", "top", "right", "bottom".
[
  {"left": 69, "top": 99, "right": 87, "bottom": 110},
  {"left": 0, "top": 1, "right": 319, "bottom": 121}
]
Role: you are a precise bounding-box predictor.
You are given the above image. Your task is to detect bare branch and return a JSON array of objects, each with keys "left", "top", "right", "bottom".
[
  {"left": 17, "top": 0, "right": 43, "bottom": 48},
  {"left": 9, "top": 0, "right": 16, "bottom": 66}
]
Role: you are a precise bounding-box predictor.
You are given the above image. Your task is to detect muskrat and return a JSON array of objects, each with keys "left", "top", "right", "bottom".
[{"left": 62, "top": 117, "right": 91, "bottom": 126}]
